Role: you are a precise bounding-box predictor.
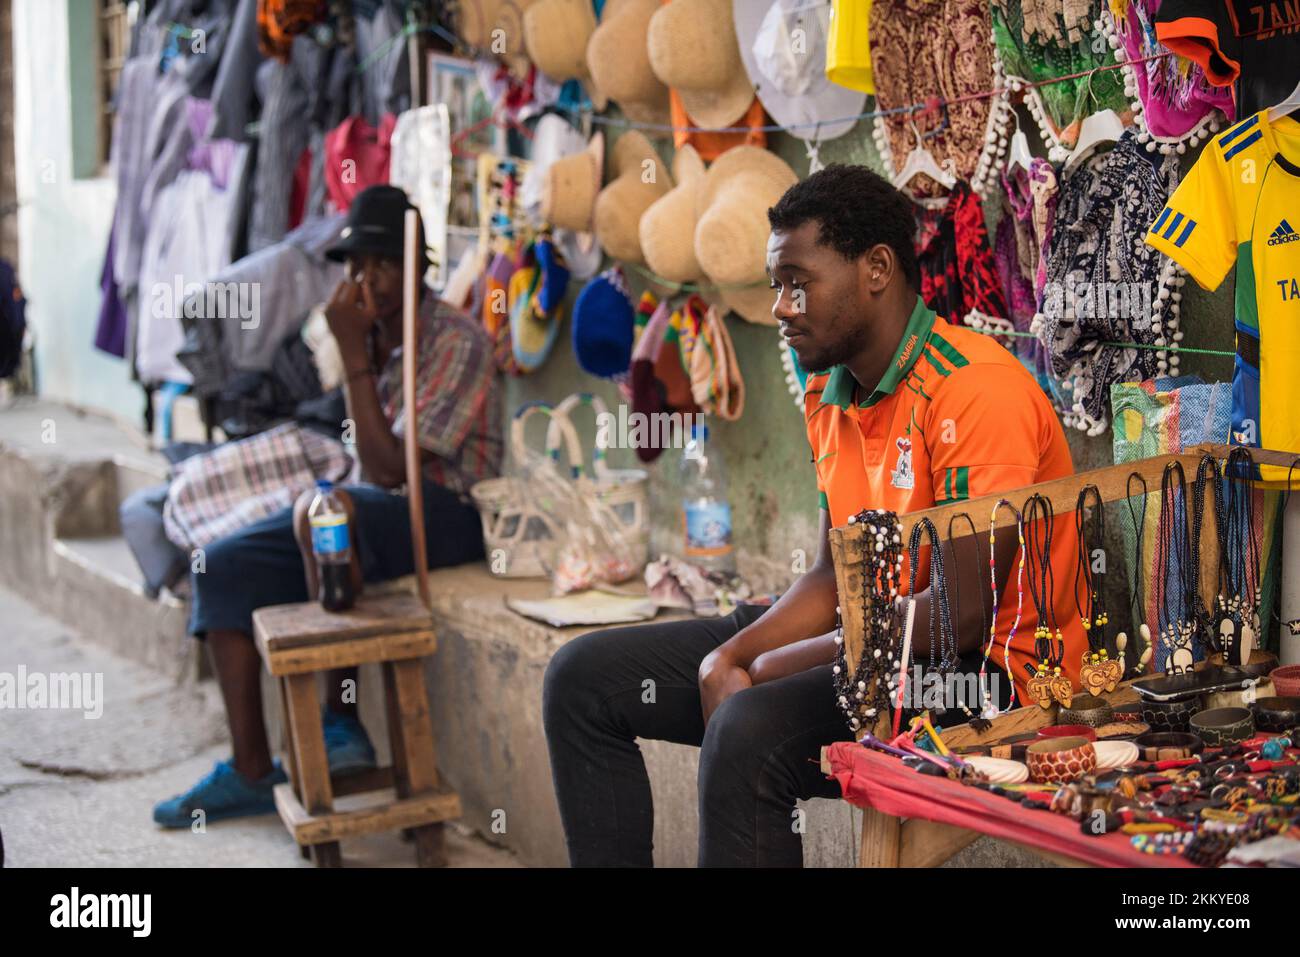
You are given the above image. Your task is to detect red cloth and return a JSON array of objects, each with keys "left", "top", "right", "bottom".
[
  {"left": 288, "top": 145, "right": 312, "bottom": 231},
  {"left": 323, "top": 113, "right": 398, "bottom": 212},
  {"left": 825, "top": 742, "right": 1195, "bottom": 868}
]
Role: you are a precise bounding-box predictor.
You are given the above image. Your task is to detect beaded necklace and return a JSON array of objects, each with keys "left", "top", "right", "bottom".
[
  {"left": 1120, "top": 471, "right": 1154, "bottom": 677},
  {"left": 1155, "top": 461, "right": 1197, "bottom": 674},
  {"left": 1074, "top": 484, "right": 1120, "bottom": 694},
  {"left": 1190, "top": 453, "right": 1227, "bottom": 643},
  {"left": 981, "top": 499, "right": 1025, "bottom": 716},
  {"left": 1023, "top": 493, "right": 1073, "bottom": 708},
  {"left": 1220, "top": 447, "right": 1261, "bottom": 665},
  {"left": 908, "top": 517, "right": 958, "bottom": 720},
  {"left": 947, "top": 513, "right": 986, "bottom": 723},
  {"left": 831, "top": 509, "right": 905, "bottom": 734}
]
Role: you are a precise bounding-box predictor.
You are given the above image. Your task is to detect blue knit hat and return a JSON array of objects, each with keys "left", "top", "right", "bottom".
[{"left": 572, "top": 267, "right": 635, "bottom": 378}]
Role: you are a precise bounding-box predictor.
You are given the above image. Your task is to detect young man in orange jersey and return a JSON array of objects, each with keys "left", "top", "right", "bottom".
[{"left": 543, "top": 165, "right": 1083, "bottom": 867}]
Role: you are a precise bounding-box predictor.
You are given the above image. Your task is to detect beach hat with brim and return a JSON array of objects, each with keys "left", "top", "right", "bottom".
[
  {"left": 541, "top": 129, "right": 605, "bottom": 233},
  {"left": 587, "top": 0, "right": 670, "bottom": 126},
  {"left": 457, "top": 0, "right": 507, "bottom": 49},
  {"left": 593, "top": 130, "right": 673, "bottom": 265},
  {"left": 693, "top": 146, "right": 796, "bottom": 325},
  {"left": 638, "top": 144, "right": 706, "bottom": 283},
  {"left": 524, "top": 0, "right": 598, "bottom": 85},
  {"left": 647, "top": 0, "right": 755, "bottom": 130},
  {"left": 494, "top": 0, "right": 540, "bottom": 74},
  {"left": 734, "top": 0, "right": 866, "bottom": 141}
]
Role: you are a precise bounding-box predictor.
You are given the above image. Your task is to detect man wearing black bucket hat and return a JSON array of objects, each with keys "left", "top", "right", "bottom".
[{"left": 154, "top": 186, "right": 503, "bottom": 828}]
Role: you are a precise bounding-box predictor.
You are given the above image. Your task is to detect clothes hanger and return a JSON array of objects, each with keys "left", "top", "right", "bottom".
[
  {"left": 1062, "top": 69, "right": 1124, "bottom": 173},
  {"left": 1063, "top": 109, "right": 1125, "bottom": 173},
  {"left": 1007, "top": 110, "right": 1034, "bottom": 174},
  {"left": 1268, "top": 78, "right": 1300, "bottom": 122},
  {"left": 891, "top": 118, "right": 957, "bottom": 191}
]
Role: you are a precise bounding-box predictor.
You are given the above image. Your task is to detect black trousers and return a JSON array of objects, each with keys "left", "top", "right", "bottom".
[{"left": 542, "top": 604, "right": 854, "bottom": 867}]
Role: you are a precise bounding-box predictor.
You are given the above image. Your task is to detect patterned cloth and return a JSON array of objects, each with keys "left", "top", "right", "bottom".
[
  {"left": 914, "top": 180, "right": 1008, "bottom": 325},
  {"left": 869, "top": 0, "right": 999, "bottom": 199},
  {"left": 1039, "top": 130, "right": 1181, "bottom": 424},
  {"left": 163, "top": 421, "right": 353, "bottom": 550},
  {"left": 375, "top": 297, "right": 504, "bottom": 494},
  {"left": 1113, "top": 0, "right": 1233, "bottom": 139},
  {"left": 992, "top": 0, "right": 1129, "bottom": 143}
]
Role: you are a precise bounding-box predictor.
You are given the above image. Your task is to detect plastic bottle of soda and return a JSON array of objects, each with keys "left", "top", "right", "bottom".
[{"left": 308, "top": 479, "right": 355, "bottom": 612}]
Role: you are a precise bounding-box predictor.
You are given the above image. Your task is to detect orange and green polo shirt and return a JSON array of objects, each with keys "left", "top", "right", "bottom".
[{"left": 804, "top": 297, "right": 1086, "bottom": 701}]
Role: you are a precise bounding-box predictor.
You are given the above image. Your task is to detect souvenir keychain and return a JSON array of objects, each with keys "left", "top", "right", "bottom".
[{"left": 1024, "top": 494, "right": 1073, "bottom": 709}]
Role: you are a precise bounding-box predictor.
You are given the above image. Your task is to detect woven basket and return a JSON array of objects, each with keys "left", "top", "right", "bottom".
[
  {"left": 470, "top": 401, "right": 578, "bottom": 578},
  {"left": 546, "top": 392, "right": 650, "bottom": 567}
]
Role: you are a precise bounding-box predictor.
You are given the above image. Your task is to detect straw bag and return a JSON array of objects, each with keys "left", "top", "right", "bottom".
[
  {"left": 545, "top": 392, "right": 650, "bottom": 567},
  {"left": 469, "top": 402, "right": 565, "bottom": 578}
]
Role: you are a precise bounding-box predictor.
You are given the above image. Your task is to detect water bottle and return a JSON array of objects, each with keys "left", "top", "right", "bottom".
[
  {"left": 680, "top": 423, "right": 735, "bottom": 574},
  {"left": 308, "top": 479, "right": 355, "bottom": 611}
]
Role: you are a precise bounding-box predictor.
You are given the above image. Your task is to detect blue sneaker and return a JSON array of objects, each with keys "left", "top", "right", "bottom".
[
  {"left": 153, "top": 759, "right": 287, "bottom": 829},
  {"left": 322, "top": 708, "right": 376, "bottom": 776}
]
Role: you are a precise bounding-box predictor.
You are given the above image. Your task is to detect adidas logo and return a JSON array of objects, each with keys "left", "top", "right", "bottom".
[{"left": 1268, "top": 219, "right": 1300, "bottom": 246}]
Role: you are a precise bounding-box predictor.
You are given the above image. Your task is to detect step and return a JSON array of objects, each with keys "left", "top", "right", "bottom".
[{"left": 49, "top": 535, "right": 196, "bottom": 681}]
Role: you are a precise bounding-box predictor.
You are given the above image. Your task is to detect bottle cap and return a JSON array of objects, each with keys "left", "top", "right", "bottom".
[
  {"left": 690, "top": 421, "right": 710, "bottom": 443},
  {"left": 316, "top": 479, "right": 334, "bottom": 491}
]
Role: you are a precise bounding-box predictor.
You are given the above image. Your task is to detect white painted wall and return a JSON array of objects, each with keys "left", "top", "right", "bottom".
[{"left": 12, "top": 0, "right": 135, "bottom": 423}]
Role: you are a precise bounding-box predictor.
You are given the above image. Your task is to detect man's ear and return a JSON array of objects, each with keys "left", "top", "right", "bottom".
[{"left": 863, "top": 244, "right": 894, "bottom": 294}]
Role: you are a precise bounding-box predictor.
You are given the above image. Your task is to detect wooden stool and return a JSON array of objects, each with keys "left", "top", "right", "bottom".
[
  {"left": 251, "top": 209, "right": 461, "bottom": 867},
  {"left": 253, "top": 592, "right": 461, "bottom": 867}
]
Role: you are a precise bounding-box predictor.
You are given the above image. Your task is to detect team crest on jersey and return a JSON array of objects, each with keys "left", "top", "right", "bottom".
[
  {"left": 891, "top": 436, "right": 914, "bottom": 490},
  {"left": 1268, "top": 219, "right": 1300, "bottom": 246}
]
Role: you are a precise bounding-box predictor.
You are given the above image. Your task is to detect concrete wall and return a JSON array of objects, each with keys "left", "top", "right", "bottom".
[{"left": 11, "top": 0, "right": 129, "bottom": 421}]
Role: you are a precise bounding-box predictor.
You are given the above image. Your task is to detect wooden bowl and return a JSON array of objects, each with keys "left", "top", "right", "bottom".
[
  {"left": 1249, "top": 696, "right": 1300, "bottom": 734},
  {"left": 1140, "top": 695, "right": 1204, "bottom": 733},
  {"left": 1132, "top": 732, "right": 1204, "bottom": 762},
  {"left": 1189, "top": 706, "right": 1255, "bottom": 746},
  {"left": 1270, "top": 665, "right": 1300, "bottom": 698},
  {"left": 1037, "top": 724, "right": 1098, "bottom": 742}
]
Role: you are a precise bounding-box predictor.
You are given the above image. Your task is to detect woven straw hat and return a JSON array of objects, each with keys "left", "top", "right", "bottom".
[
  {"left": 493, "top": 0, "right": 539, "bottom": 73},
  {"left": 524, "top": 0, "right": 597, "bottom": 84},
  {"left": 593, "top": 131, "right": 673, "bottom": 265},
  {"left": 638, "top": 145, "right": 706, "bottom": 283},
  {"left": 457, "top": 0, "right": 506, "bottom": 49},
  {"left": 694, "top": 146, "right": 796, "bottom": 325},
  {"left": 541, "top": 130, "right": 605, "bottom": 232},
  {"left": 587, "top": 0, "right": 670, "bottom": 125},
  {"left": 647, "top": 0, "right": 755, "bottom": 130}
]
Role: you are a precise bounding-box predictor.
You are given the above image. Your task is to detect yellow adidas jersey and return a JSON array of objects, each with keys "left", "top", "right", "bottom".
[{"left": 1145, "top": 111, "right": 1300, "bottom": 485}]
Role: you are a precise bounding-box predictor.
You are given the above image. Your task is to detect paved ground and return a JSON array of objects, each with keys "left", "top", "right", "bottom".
[{"left": 0, "top": 585, "right": 519, "bottom": 868}]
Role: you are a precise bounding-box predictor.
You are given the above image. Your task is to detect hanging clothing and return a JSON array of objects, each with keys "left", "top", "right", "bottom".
[
  {"left": 95, "top": 227, "right": 129, "bottom": 359},
  {"left": 1145, "top": 112, "right": 1300, "bottom": 485},
  {"left": 388, "top": 106, "right": 453, "bottom": 287},
  {"left": 869, "top": 0, "right": 1001, "bottom": 198},
  {"left": 175, "top": 213, "right": 345, "bottom": 397},
  {"left": 1041, "top": 130, "right": 1181, "bottom": 425},
  {"left": 913, "top": 181, "right": 1009, "bottom": 326},
  {"left": 1155, "top": 0, "right": 1300, "bottom": 117},
  {"left": 1113, "top": 0, "right": 1234, "bottom": 139},
  {"left": 324, "top": 113, "right": 398, "bottom": 212},
  {"left": 257, "top": 0, "right": 328, "bottom": 62},
  {"left": 991, "top": 0, "right": 1130, "bottom": 145}
]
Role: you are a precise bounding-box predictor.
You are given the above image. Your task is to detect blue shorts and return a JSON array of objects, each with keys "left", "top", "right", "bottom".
[{"left": 187, "top": 479, "right": 484, "bottom": 637}]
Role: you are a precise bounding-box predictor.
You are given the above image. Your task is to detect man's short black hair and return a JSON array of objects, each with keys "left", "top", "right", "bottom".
[{"left": 767, "top": 164, "right": 920, "bottom": 290}]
